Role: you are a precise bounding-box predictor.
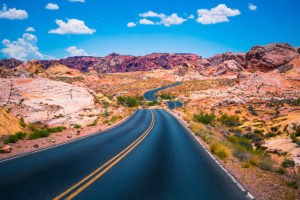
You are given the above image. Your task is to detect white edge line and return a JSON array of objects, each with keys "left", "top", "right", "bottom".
[
  {"left": 0, "top": 109, "right": 138, "bottom": 164},
  {"left": 165, "top": 109, "right": 256, "bottom": 200}
]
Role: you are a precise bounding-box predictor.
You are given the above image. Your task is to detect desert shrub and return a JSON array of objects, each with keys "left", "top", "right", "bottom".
[
  {"left": 111, "top": 116, "right": 122, "bottom": 123},
  {"left": 248, "top": 106, "right": 258, "bottom": 116},
  {"left": 15, "top": 132, "right": 27, "bottom": 140},
  {"left": 103, "top": 120, "right": 109, "bottom": 124},
  {"left": 28, "top": 123, "right": 39, "bottom": 132},
  {"left": 210, "top": 142, "right": 231, "bottom": 160},
  {"left": 193, "top": 111, "right": 215, "bottom": 124},
  {"left": 219, "top": 114, "right": 241, "bottom": 127},
  {"left": 4, "top": 135, "right": 19, "bottom": 144},
  {"left": 281, "top": 159, "right": 295, "bottom": 168},
  {"left": 286, "top": 180, "right": 298, "bottom": 189},
  {"left": 73, "top": 124, "right": 81, "bottom": 129},
  {"left": 160, "top": 93, "right": 174, "bottom": 100},
  {"left": 88, "top": 119, "right": 98, "bottom": 126},
  {"left": 228, "top": 136, "right": 253, "bottom": 151},
  {"left": 19, "top": 117, "right": 26, "bottom": 128},
  {"left": 148, "top": 100, "right": 160, "bottom": 106},
  {"left": 241, "top": 162, "right": 250, "bottom": 168},
  {"left": 254, "top": 129, "right": 264, "bottom": 135},
  {"left": 101, "top": 110, "right": 111, "bottom": 117},
  {"left": 125, "top": 97, "right": 138, "bottom": 107},
  {"left": 258, "top": 156, "right": 274, "bottom": 171},
  {"left": 276, "top": 167, "right": 286, "bottom": 175}
]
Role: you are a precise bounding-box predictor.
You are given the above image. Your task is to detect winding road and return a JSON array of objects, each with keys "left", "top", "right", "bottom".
[
  {"left": 143, "top": 82, "right": 183, "bottom": 109},
  {"left": 0, "top": 109, "right": 250, "bottom": 200},
  {"left": 0, "top": 83, "right": 252, "bottom": 200}
]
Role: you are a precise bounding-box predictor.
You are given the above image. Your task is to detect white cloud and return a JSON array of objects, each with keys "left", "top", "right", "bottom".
[
  {"left": 1, "top": 33, "right": 44, "bottom": 61},
  {"left": 0, "top": 4, "right": 28, "bottom": 20},
  {"left": 49, "top": 19, "right": 96, "bottom": 34},
  {"left": 160, "top": 13, "right": 186, "bottom": 26},
  {"left": 66, "top": 46, "right": 88, "bottom": 56},
  {"left": 139, "top": 11, "right": 166, "bottom": 18},
  {"left": 25, "top": 27, "right": 35, "bottom": 32},
  {"left": 248, "top": 3, "right": 257, "bottom": 11},
  {"left": 46, "top": 3, "right": 59, "bottom": 10},
  {"left": 139, "top": 18, "right": 155, "bottom": 25},
  {"left": 136, "top": 11, "right": 187, "bottom": 27},
  {"left": 127, "top": 22, "right": 136, "bottom": 27},
  {"left": 197, "top": 4, "right": 240, "bottom": 24},
  {"left": 188, "top": 14, "right": 194, "bottom": 19},
  {"left": 68, "top": 0, "right": 85, "bottom": 2}
]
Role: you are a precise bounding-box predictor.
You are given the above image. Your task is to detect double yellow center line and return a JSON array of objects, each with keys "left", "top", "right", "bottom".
[{"left": 54, "top": 110, "right": 155, "bottom": 200}]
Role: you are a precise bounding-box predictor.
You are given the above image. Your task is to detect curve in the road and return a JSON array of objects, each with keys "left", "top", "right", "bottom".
[
  {"left": 143, "top": 82, "right": 183, "bottom": 109},
  {"left": 0, "top": 109, "right": 251, "bottom": 200}
]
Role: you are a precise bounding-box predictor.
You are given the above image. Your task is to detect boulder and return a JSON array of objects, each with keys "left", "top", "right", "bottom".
[{"left": 0, "top": 145, "right": 12, "bottom": 153}]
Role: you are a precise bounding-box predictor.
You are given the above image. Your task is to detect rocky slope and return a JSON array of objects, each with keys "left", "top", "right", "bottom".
[
  {"left": 0, "top": 77, "right": 98, "bottom": 126},
  {"left": 0, "top": 108, "right": 26, "bottom": 136}
]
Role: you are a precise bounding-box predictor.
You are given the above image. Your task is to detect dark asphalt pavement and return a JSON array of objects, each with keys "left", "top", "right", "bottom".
[
  {"left": 143, "top": 82, "right": 182, "bottom": 102},
  {"left": 166, "top": 101, "right": 183, "bottom": 109},
  {"left": 0, "top": 109, "right": 249, "bottom": 200}
]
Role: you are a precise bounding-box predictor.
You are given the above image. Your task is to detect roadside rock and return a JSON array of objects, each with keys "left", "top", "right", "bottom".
[{"left": 0, "top": 145, "right": 12, "bottom": 153}]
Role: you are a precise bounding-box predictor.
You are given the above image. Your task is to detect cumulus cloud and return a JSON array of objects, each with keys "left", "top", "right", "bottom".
[
  {"left": 133, "top": 11, "right": 187, "bottom": 27},
  {"left": 1, "top": 33, "right": 44, "bottom": 61},
  {"left": 160, "top": 13, "right": 186, "bottom": 26},
  {"left": 68, "top": 0, "right": 85, "bottom": 2},
  {"left": 248, "top": 3, "right": 257, "bottom": 11},
  {"left": 197, "top": 4, "right": 240, "bottom": 24},
  {"left": 0, "top": 4, "right": 28, "bottom": 19},
  {"left": 46, "top": 3, "right": 59, "bottom": 10},
  {"left": 66, "top": 46, "right": 88, "bottom": 56},
  {"left": 49, "top": 19, "right": 96, "bottom": 34},
  {"left": 139, "top": 11, "right": 166, "bottom": 18},
  {"left": 127, "top": 22, "right": 136, "bottom": 27},
  {"left": 25, "top": 27, "right": 35, "bottom": 32},
  {"left": 139, "top": 18, "right": 155, "bottom": 25}
]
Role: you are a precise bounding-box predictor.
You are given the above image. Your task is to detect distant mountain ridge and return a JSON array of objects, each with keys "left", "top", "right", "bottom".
[{"left": 0, "top": 43, "right": 299, "bottom": 74}]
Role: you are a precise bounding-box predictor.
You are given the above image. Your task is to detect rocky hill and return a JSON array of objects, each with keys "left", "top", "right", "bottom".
[{"left": 0, "top": 43, "right": 299, "bottom": 76}]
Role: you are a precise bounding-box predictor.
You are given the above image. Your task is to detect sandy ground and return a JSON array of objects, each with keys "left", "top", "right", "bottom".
[
  {"left": 0, "top": 115, "right": 130, "bottom": 160},
  {"left": 170, "top": 109, "right": 297, "bottom": 200}
]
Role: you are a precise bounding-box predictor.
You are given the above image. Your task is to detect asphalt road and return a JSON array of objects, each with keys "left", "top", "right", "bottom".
[
  {"left": 166, "top": 101, "right": 183, "bottom": 109},
  {"left": 143, "top": 82, "right": 182, "bottom": 102},
  {"left": 0, "top": 109, "right": 249, "bottom": 200}
]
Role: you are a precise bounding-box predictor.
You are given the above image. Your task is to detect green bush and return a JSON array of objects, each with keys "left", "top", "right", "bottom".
[
  {"left": 193, "top": 111, "right": 215, "bottom": 124},
  {"left": 276, "top": 167, "right": 286, "bottom": 175},
  {"left": 103, "top": 120, "right": 109, "bottom": 124},
  {"left": 281, "top": 159, "right": 295, "bottom": 168},
  {"left": 4, "top": 135, "right": 19, "bottom": 144},
  {"left": 88, "top": 119, "right": 98, "bottom": 126},
  {"left": 29, "top": 126, "right": 64, "bottom": 140},
  {"left": 148, "top": 100, "right": 160, "bottom": 106},
  {"left": 15, "top": 132, "right": 27, "bottom": 140},
  {"left": 228, "top": 136, "right": 253, "bottom": 151},
  {"left": 286, "top": 180, "right": 298, "bottom": 189},
  {"left": 210, "top": 142, "right": 231, "bottom": 160},
  {"left": 219, "top": 114, "right": 241, "bottom": 127},
  {"left": 73, "top": 124, "right": 81, "bottom": 129}
]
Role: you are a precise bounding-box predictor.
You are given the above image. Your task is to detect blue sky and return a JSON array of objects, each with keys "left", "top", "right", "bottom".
[{"left": 0, "top": 0, "right": 299, "bottom": 60}]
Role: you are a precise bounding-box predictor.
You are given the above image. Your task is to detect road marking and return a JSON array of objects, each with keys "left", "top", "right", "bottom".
[{"left": 54, "top": 110, "right": 155, "bottom": 200}]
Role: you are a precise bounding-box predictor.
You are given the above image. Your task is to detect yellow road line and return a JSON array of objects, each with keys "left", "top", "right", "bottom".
[{"left": 53, "top": 110, "right": 155, "bottom": 200}]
